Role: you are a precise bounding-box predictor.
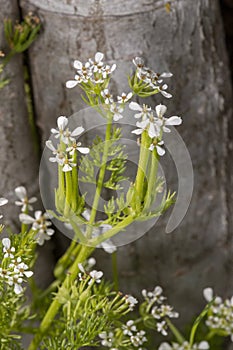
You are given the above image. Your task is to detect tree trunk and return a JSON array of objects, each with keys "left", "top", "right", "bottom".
[
  {"left": 0, "top": 0, "right": 39, "bottom": 226},
  {"left": 20, "top": 0, "right": 233, "bottom": 328}
]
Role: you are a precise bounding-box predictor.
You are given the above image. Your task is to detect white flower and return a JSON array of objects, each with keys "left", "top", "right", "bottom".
[
  {"left": 102, "top": 64, "right": 116, "bottom": 78},
  {"left": 125, "top": 295, "right": 138, "bottom": 310},
  {"left": 62, "top": 157, "right": 76, "bottom": 172},
  {"left": 15, "top": 186, "right": 37, "bottom": 212},
  {"left": 101, "top": 89, "right": 113, "bottom": 104},
  {"left": 46, "top": 140, "right": 66, "bottom": 164},
  {"left": 2, "top": 238, "right": 15, "bottom": 259},
  {"left": 142, "top": 286, "right": 166, "bottom": 303},
  {"left": 51, "top": 116, "right": 85, "bottom": 144},
  {"left": 155, "top": 104, "right": 182, "bottom": 132},
  {"left": 159, "top": 341, "right": 209, "bottom": 350},
  {"left": 132, "top": 115, "right": 160, "bottom": 139},
  {"left": 129, "top": 102, "right": 151, "bottom": 120},
  {"left": 13, "top": 262, "right": 33, "bottom": 278},
  {"left": 99, "top": 332, "right": 114, "bottom": 347},
  {"left": 130, "top": 330, "right": 147, "bottom": 347},
  {"left": 110, "top": 103, "right": 124, "bottom": 121},
  {"left": 0, "top": 197, "right": 8, "bottom": 219},
  {"left": 132, "top": 57, "right": 145, "bottom": 70},
  {"left": 66, "top": 74, "right": 83, "bottom": 88},
  {"left": 157, "top": 320, "right": 168, "bottom": 336},
  {"left": 203, "top": 287, "right": 214, "bottom": 302},
  {"left": 117, "top": 92, "right": 133, "bottom": 103},
  {"left": 66, "top": 141, "right": 90, "bottom": 156},
  {"left": 122, "top": 320, "right": 137, "bottom": 336},
  {"left": 149, "top": 140, "right": 165, "bottom": 156},
  {"left": 19, "top": 211, "right": 54, "bottom": 246},
  {"left": 87, "top": 257, "right": 96, "bottom": 269},
  {"left": 158, "top": 84, "right": 172, "bottom": 98},
  {"left": 89, "top": 269, "right": 103, "bottom": 284},
  {"left": 89, "top": 52, "right": 104, "bottom": 72},
  {"left": 7, "top": 274, "right": 24, "bottom": 295}
]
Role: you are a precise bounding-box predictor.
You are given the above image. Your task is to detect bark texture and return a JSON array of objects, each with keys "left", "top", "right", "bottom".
[
  {"left": 20, "top": 0, "right": 233, "bottom": 329},
  {"left": 0, "top": 0, "right": 39, "bottom": 225}
]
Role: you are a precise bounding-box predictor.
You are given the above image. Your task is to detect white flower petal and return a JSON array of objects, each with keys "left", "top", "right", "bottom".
[
  {"left": 24, "top": 271, "right": 34, "bottom": 278},
  {"left": 46, "top": 140, "right": 56, "bottom": 152},
  {"left": 155, "top": 104, "right": 167, "bottom": 118},
  {"left": 158, "top": 343, "right": 172, "bottom": 350},
  {"left": 14, "top": 284, "right": 23, "bottom": 295},
  {"left": 160, "top": 72, "right": 173, "bottom": 78},
  {"left": 203, "top": 287, "right": 213, "bottom": 302},
  {"left": 0, "top": 198, "right": 8, "bottom": 206},
  {"left": 15, "top": 186, "right": 27, "bottom": 200},
  {"left": 19, "top": 213, "right": 35, "bottom": 224},
  {"left": 95, "top": 52, "right": 104, "bottom": 62},
  {"left": 156, "top": 145, "right": 165, "bottom": 156},
  {"left": 165, "top": 116, "right": 182, "bottom": 126},
  {"left": 77, "top": 147, "right": 90, "bottom": 154},
  {"left": 66, "top": 80, "right": 78, "bottom": 88},
  {"left": 57, "top": 116, "right": 68, "bottom": 130},
  {"left": 28, "top": 197, "right": 37, "bottom": 204},
  {"left": 198, "top": 341, "right": 209, "bottom": 349},
  {"left": 2, "top": 238, "right": 11, "bottom": 249},
  {"left": 148, "top": 123, "right": 158, "bottom": 139},
  {"left": 71, "top": 126, "right": 85, "bottom": 137},
  {"left": 131, "top": 129, "right": 143, "bottom": 135},
  {"left": 73, "top": 60, "right": 83, "bottom": 70},
  {"left": 161, "top": 90, "right": 172, "bottom": 98},
  {"left": 129, "top": 102, "right": 142, "bottom": 111},
  {"left": 35, "top": 211, "right": 42, "bottom": 220},
  {"left": 63, "top": 164, "right": 72, "bottom": 172}
]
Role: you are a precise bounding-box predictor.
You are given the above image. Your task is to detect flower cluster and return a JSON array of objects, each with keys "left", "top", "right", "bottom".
[
  {"left": 203, "top": 287, "right": 233, "bottom": 341},
  {"left": 133, "top": 57, "right": 173, "bottom": 98},
  {"left": 66, "top": 52, "right": 116, "bottom": 88},
  {"left": 19, "top": 210, "right": 54, "bottom": 245},
  {"left": 0, "top": 238, "right": 33, "bottom": 294},
  {"left": 159, "top": 341, "right": 209, "bottom": 350},
  {"left": 142, "top": 286, "right": 179, "bottom": 336},
  {"left": 47, "top": 116, "right": 89, "bottom": 172},
  {"left": 99, "top": 320, "right": 147, "bottom": 349},
  {"left": 130, "top": 103, "right": 182, "bottom": 155}
]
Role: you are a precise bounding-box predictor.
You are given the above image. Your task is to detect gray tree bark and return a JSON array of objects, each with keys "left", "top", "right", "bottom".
[
  {"left": 0, "top": 0, "right": 39, "bottom": 225},
  {"left": 20, "top": 0, "right": 233, "bottom": 331}
]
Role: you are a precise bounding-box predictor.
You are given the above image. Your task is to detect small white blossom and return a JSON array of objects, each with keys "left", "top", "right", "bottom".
[
  {"left": 129, "top": 102, "right": 151, "bottom": 120},
  {"left": 66, "top": 141, "right": 90, "bottom": 156},
  {"left": 125, "top": 295, "right": 138, "bottom": 310},
  {"left": 46, "top": 140, "right": 66, "bottom": 165},
  {"left": 101, "top": 89, "right": 113, "bottom": 104},
  {"left": 102, "top": 64, "right": 116, "bottom": 78},
  {"left": 122, "top": 320, "right": 137, "bottom": 336},
  {"left": 155, "top": 104, "right": 182, "bottom": 132},
  {"left": 86, "top": 257, "right": 96, "bottom": 269},
  {"left": 15, "top": 186, "right": 37, "bottom": 212},
  {"left": 99, "top": 332, "right": 114, "bottom": 347},
  {"left": 157, "top": 320, "right": 168, "bottom": 336},
  {"left": 132, "top": 114, "right": 160, "bottom": 139},
  {"left": 19, "top": 211, "right": 54, "bottom": 245},
  {"left": 203, "top": 287, "right": 214, "bottom": 302},
  {"left": 7, "top": 274, "right": 24, "bottom": 294},
  {"left": 2, "top": 238, "right": 15, "bottom": 259},
  {"left": 51, "top": 116, "right": 85, "bottom": 144},
  {"left": 117, "top": 92, "right": 133, "bottom": 103},
  {"left": 89, "top": 269, "right": 103, "bottom": 284},
  {"left": 130, "top": 330, "right": 147, "bottom": 347},
  {"left": 149, "top": 140, "right": 165, "bottom": 156},
  {"left": 89, "top": 52, "right": 104, "bottom": 72},
  {"left": 142, "top": 286, "right": 166, "bottom": 304},
  {"left": 110, "top": 103, "right": 124, "bottom": 121}
]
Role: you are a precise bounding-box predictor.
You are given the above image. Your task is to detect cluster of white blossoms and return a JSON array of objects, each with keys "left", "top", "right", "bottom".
[
  {"left": 133, "top": 57, "right": 173, "bottom": 98},
  {"left": 19, "top": 210, "right": 54, "bottom": 245},
  {"left": 142, "top": 286, "right": 179, "bottom": 336},
  {"left": 99, "top": 320, "right": 147, "bottom": 349},
  {"left": 158, "top": 341, "right": 209, "bottom": 350},
  {"left": 66, "top": 52, "right": 116, "bottom": 88},
  {"left": 130, "top": 103, "right": 182, "bottom": 155},
  {"left": 0, "top": 238, "right": 33, "bottom": 294},
  {"left": 46, "top": 116, "right": 89, "bottom": 172},
  {"left": 203, "top": 287, "right": 233, "bottom": 341}
]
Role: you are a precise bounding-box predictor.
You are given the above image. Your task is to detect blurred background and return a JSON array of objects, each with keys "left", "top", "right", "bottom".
[{"left": 0, "top": 0, "right": 232, "bottom": 345}]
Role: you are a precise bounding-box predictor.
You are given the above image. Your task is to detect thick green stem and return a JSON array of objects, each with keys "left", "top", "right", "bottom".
[
  {"left": 28, "top": 244, "right": 94, "bottom": 350},
  {"left": 132, "top": 131, "right": 150, "bottom": 211},
  {"left": 143, "top": 150, "right": 159, "bottom": 211},
  {"left": 64, "top": 171, "right": 72, "bottom": 217},
  {"left": 86, "top": 117, "right": 112, "bottom": 238}
]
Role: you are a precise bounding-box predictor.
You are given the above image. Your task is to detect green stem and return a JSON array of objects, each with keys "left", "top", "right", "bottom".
[
  {"left": 64, "top": 171, "right": 72, "bottom": 217},
  {"left": 143, "top": 150, "right": 159, "bottom": 211},
  {"left": 112, "top": 251, "right": 119, "bottom": 291},
  {"left": 132, "top": 131, "right": 150, "bottom": 211},
  {"left": 165, "top": 317, "right": 186, "bottom": 344},
  {"left": 86, "top": 117, "right": 113, "bottom": 238},
  {"left": 28, "top": 244, "right": 94, "bottom": 350},
  {"left": 71, "top": 152, "right": 78, "bottom": 212}
]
